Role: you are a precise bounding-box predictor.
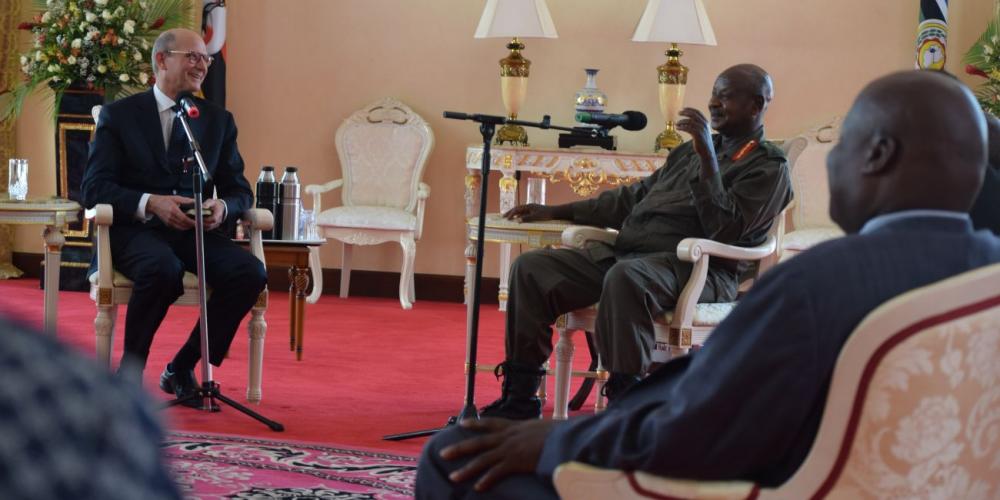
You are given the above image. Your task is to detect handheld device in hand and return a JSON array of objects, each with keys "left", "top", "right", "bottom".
[{"left": 180, "top": 203, "right": 213, "bottom": 218}]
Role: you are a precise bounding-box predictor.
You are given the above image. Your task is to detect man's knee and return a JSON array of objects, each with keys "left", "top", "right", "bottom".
[
  {"left": 133, "top": 255, "right": 184, "bottom": 294},
  {"left": 601, "top": 260, "right": 646, "bottom": 295}
]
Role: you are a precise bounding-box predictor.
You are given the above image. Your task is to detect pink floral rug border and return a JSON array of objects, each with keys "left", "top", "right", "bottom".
[{"left": 164, "top": 431, "right": 417, "bottom": 499}]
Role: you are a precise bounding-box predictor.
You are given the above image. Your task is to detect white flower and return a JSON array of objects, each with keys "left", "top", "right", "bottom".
[
  {"left": 71, "top": 38, "right": 82, "bottom": 49},
  {"left": 47, "top": 64, "right": 59, "bottom": 73},
  {"left": 67, "top": 55, "right": 76, "bottom": 65},
  {"left": 140, "top": 1, "right": 148, "bottom": 9},
  {"left": 133, "top": 50, "right": 142, "bottom": 61},
  {"left": 19, "top": 55, "right": 27, "bottom": 65},
  {"left": 141, "top": 39, "right": 150, "bottom": 50},
  {"left": 34, "top": 51, "right": 44, "bottom": 61},
  {"left": 113, "top": 6, "right": 124, "bottom": 17},
  {"left": 41, "top": 12, "right": 51, "bottom": 23},
  {"left": 101, "top": 10, "right": 111, "bottom": 20},
  {"left": 95, "top": 0, "right": 107, "bottom": 6},
  {"left": 97, "top": 64, "right": 107, "bottom": 74},
  {"left": 52, "top": 75, "right": 61, "bottom": 82},
  {"left": 78, "top": 57, "right": 88, "bottom": 67},
  {"left": 85, "top": 11, "right": 96, "bottom": 22},
  {"left": 119, "top": 74, "right": 129, "bottom": 83},
  {"left": 139, "top": 72, "right": 149, "bottom": 84},
  {"left": 985, "top": 45, "right": 994, "bottom": 56},
  {"left": 123, "top": 20, "right": 136, "bottom": 34},
  {"left": 46, "top": 0, "right": 53, "bottom": 7},
  {"left": 85, "top": 30, "right": 97, "bottom": 41}
]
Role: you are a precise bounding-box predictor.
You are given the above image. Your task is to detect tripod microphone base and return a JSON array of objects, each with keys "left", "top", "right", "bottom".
[{"left": 165, "top": 381, "right": 285, "bottom": 432}]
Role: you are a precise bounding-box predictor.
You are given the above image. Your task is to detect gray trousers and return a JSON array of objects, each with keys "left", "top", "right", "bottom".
[{"left": 506, "top": 246, "right": 735, "bottom": 375}]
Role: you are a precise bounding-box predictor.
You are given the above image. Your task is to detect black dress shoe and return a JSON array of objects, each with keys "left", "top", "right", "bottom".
[{"left": 159, "top": 364, "right": 207, "bottom": 409}]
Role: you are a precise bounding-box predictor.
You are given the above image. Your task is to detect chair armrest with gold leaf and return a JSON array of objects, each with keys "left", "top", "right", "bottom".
[
  {"left": 304, "top": 179, "right": 345, "bottom": 215},
  {"left": 671, "top": 235, "right": 777, "bottom": 333},
  {"left": 561, "top": 225, "right": 619, "bottom": 249},
  {"left": 240, "top": 208, "right": 273, "bottom": 267},
  {"left": 553, "top": 461, "right": 757, "bottom": 500},
  {"left": 415, "top": 182, "right": 431, "bottom": 240},
  {"left": 85, "top": 204, "right": 115, "bottom": 290}
]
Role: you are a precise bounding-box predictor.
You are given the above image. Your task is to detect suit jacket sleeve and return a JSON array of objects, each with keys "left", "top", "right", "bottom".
[
  {"left": 212, "top": 110, "right": 252, "bottom": 221},
  {"left": 536, "top": 263, "right": 824, "bottom": 481},
  {"left": 689, "top": 151, "right": 791, "bottom": 244},
  {"left": 82, "top": 105, "right": 146, "bottom": 225}
]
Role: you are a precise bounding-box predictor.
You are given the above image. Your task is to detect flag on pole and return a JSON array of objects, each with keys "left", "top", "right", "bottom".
[
  {"left": 201, "top": 0, "right": 227, "bottom": 106},
  {"left": 915, "top": 0, "right": 948, "bottom": 70}
]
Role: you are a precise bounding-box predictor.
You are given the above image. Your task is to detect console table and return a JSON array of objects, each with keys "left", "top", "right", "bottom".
[
  {"left": 463, "top": 145, "right": 665, "bottom": 310},
  {"left": 0, "top": 197, "right": 81, "bottom": 332}
]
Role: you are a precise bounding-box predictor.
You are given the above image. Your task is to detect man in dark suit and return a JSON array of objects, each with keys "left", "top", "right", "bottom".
[
  {"left": 415, "top": 71, "right": 1000, "bottom": 499},
  {"left": 82, "top": 28, "right": 266, "bottom": 405}
]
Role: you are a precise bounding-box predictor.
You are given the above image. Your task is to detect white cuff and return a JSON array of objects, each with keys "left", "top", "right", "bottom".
[{"left": 136, "top": 193, "right": 152, "bottom": 221}]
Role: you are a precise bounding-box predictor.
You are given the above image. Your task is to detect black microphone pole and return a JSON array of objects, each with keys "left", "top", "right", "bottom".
[{"left": 165, "top": 104, "right": 283, "bottom": 432}]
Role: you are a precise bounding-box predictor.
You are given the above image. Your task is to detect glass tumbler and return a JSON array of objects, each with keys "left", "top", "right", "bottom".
[
  {"left": 526, "top": 176, "right": 546, "bottom": 205},
  {"left": 7, "top": 158, "right": 28, "bottom": 201}
]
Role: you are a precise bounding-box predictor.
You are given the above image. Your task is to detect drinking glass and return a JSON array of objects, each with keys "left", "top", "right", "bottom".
[
  {"left": 7, "top": 158, "right": 28, "bottom": 201},
  {"left": 299, "top": 208, "right": 316, "bottom": 240},
  {"left": 526, "top": 176, "right": 546, "bottom": 205}
]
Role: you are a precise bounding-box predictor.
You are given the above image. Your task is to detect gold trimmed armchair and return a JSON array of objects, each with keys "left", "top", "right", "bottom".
[{"left": 553, "top": 262, "right": 1000, "bottom": 499}]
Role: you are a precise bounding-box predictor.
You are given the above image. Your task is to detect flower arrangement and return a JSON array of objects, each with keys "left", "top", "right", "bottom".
[
  {"left": 965, "top": 6, "right": 1000, "bottom": 115},
  {"left": 2, "top": 0, "right": 189, "bottom": 120}
]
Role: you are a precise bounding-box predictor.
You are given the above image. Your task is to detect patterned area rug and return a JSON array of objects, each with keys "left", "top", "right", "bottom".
[{"left": 164, "top": 432, "right": 417, "bottom": 499}]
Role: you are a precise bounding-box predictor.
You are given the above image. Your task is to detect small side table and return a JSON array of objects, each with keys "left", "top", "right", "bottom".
[
  {"left": 0, "top": 197, "right": 80, "bottom": 333},
  {"left": 464, "top": 214, "right": 571, "bottom": 308},
  {"left": 237, "top": 239, "right": 325, "bottom": 360}
]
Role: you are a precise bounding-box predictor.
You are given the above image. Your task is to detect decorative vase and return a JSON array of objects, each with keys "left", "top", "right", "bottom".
[
  {"left": 43, "top": 81, "right": 105, "bottom": 291},
  {"left": 574, "top": 68, "right": 607, "bottom": 127}
]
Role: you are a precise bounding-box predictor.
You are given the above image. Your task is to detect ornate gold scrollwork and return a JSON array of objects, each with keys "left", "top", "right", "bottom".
[
  {"left": 98, "top": 287, "right": 112, "bottom": 305},
  {"left": 498, "top": 176, "right": 517, "bottom": 193},
  {"left": 547, "top": 157, "right": 643, "bottom": 197},
  {"left": 668, "top": 327, "right": 693, "bottom": 347}
]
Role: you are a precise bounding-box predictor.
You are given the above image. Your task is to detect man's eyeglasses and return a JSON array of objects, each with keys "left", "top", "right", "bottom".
[{"left": 166, "top": 50, "right": 214, "bottom": 66}]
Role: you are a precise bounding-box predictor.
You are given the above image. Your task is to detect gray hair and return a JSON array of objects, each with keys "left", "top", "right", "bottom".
[{"left": 150, "top": 31, "right": 176, "bottom": 69}]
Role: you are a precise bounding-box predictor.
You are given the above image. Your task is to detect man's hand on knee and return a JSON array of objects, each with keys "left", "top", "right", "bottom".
[{"left": 441, "top": 418, "right": 555, "bottom": 492}]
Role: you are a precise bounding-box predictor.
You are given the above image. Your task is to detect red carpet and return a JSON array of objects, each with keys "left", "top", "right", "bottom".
[{"left": 0, "top": 278, "right": 598, "bottom": 456}]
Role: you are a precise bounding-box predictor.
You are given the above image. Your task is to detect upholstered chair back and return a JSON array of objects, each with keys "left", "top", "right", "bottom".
[{"left": 335, "top": 98, "right": 434, "bottom": 213}]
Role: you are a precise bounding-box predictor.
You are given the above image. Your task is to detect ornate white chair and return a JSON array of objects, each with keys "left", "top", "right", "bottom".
[
  {"left": 86, "top": 205, "right": 273, "bottom": 403},
  {"left": 553, "top": 262, "right": 1000, "bottom": 499},
  {"left": 305, "top": 97, "right": 433, "bottom": 310},
  {"left": 549, "top": 137, "right": 808, "bottom": 419},
  {"left": 781, "top": 118, "right": 845, "bottom": 261}
]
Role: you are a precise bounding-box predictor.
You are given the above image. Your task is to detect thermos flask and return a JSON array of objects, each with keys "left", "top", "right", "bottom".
[
  {"left": 279, "top": 166, "right": 301, "bottom": 240},
  {"left": 255, "top": 166, "right": 277, "bottom": 239}
]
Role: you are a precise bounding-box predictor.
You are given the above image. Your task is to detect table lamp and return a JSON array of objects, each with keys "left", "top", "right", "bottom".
[
  {"left": 474, "top": 0, "right": 558, "bottom": 146},
  {"left": 632, "top": 0, "right": 716, "bottom": 152}
]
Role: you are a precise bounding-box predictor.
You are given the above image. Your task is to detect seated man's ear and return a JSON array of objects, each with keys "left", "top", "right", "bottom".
[{"left": 861, "top": 133, "right": 898, "bottom": 175}]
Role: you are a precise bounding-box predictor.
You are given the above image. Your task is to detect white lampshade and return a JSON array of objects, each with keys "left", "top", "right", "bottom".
[
  {"left": 474, "top": 0, "right": 558, "bottom": 39},
  {"left": 631, "top": 0, "right": 717, "bottom": 45}
]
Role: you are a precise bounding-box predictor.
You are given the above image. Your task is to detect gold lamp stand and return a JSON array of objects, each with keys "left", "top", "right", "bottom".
[
  {"left": 496, "top": 37, "right": 530, "bottom": 146},
  {"left": 655, "top": 43, "right": 688, "bottom": 152}
]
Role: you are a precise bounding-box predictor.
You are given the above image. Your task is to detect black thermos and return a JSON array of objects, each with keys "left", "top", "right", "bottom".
[{"left": 255, "top": 166, "right": 278, "bottom": 239}]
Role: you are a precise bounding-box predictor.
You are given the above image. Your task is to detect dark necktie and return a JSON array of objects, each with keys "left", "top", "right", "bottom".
[{"left": 166, "top": 112, "right": 194, "bottom": 197}]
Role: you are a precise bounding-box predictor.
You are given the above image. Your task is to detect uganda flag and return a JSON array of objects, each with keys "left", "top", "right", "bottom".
[
  {"left": 201, "top": 0, "right": 227, "bottom": 106},
  {"left": 915, "top": 0, "right": 948, "bottom": 70}
]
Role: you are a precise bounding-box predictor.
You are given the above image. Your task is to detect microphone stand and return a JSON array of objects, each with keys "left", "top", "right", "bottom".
[
  {"left": 164, "top": 107, "right": 284, "bottom": 432},
  {"left": 383, "top": 112, "right": 563, "bottom": 441}
]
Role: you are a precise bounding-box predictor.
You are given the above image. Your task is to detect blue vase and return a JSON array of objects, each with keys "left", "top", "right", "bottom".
[{"left": 575, "top": 68, "right": 607, "bottom": 127}]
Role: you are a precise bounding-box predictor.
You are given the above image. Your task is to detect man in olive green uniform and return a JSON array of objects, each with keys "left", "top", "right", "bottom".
[{"left": 484, "top": 64, "right": 793, "bottom": 420}]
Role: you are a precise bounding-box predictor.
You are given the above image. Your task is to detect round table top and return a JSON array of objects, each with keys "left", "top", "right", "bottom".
[
  {"left": 468, "top": 213, "right": 572, "bottom": 233},
  {"left": 0, "top": 197, "right": 81, "bottom": 211}
]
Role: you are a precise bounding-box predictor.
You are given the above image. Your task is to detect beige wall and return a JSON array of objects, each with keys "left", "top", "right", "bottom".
[{"left": 12, "top": 0, "right": 995, "bottom": 279}]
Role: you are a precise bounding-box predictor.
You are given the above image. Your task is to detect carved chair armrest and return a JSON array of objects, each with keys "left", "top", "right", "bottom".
[
  {"left": 553, "top": 462, "right": 756, "bottom": 500},
  {"left": 240, "top": 208, "right": 272, "bottom": 267},
  {"left": 415, "top": 182, "right": 431, "bottom": 240},
  {"left": 85, "top": 204, "right": 115, "bottom": 289},
  {"left": 305, "top": 179, "right": 344, "bottom": 214},
  {"left": 561, "top": 225, "right": 618, "bottom": 249},
  {"left": 671, "top": 235, "right": 778, "bottom": 333}
]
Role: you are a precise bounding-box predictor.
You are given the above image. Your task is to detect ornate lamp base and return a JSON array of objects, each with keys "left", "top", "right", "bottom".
[
  {"left": 655, "top": 122, "right": 683, "bottom": 152},
  {"left": 496, "top": 123, "right": 528, "bottom": 146}
]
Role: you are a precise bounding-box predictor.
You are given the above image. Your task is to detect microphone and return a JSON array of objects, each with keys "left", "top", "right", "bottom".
[
  {"left": 575, "top": 111, "right": 647, "bottom": 131},
  {"left": 175, "top": 91, "right": 200, "bottom": 119}
]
